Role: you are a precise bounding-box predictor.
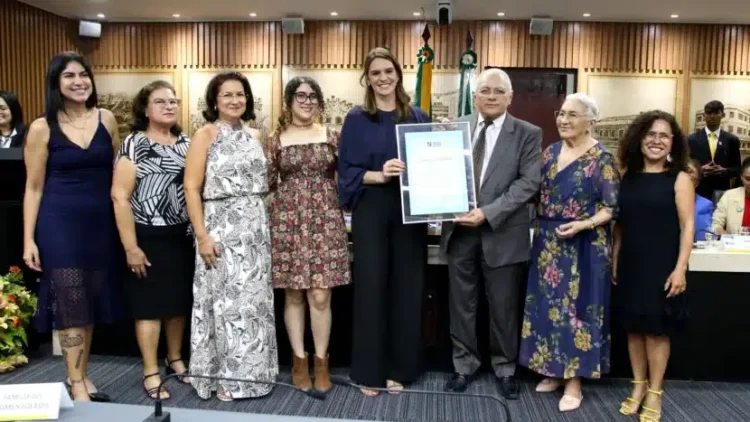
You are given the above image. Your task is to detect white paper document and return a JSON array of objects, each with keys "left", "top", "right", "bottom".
[{"left": 404, "top": 130, "right": 470, "bottom": 216}]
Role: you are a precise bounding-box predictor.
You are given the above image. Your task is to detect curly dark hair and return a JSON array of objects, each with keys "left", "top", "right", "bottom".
[
  {"left": 275, "top": 76, "right": 325, "bottom": 136},
  {"left": 201, "top": 71, "right": 255, "bottom": 123},
  {"left": 131, "top": 80, "right": 182, "bottom": 136},
  {"left": 617, "top": 110, "right": 687, "bottom": 174}
]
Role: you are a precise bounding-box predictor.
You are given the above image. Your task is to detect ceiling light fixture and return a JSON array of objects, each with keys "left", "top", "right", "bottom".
[
  {"left": 670, "top": 14, "right": 679, "bottom": 18},
  {"left": 249, "top": 12, "right": 257, "bottom": 17},
  {"left": 97, "top": 13, "right": 105, "bottom": 18},
  {"left": 172, "top": 13, "right": 180, "bottom": 18},
  {"left": 583, "top": 13, "right": 591, "bottom": 17},
  {"left": 497, "top": 12, "right": 505, "bottom": 17},
  {"left": 330, "top": 11, "right": 338, "bottom": 16},
  {"left": 413, "top": 12, "right": 421, "bottom": 16}
]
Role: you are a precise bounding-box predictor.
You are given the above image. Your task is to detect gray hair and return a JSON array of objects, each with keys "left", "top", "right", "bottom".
[
  {"left": 565, "top": 93, "right": 599, "bottom": 121},
  {"left": 476, "top": 68, "right": 513, "bottom": 93}
]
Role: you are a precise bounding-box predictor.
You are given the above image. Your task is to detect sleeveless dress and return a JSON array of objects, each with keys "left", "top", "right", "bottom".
[
  {"left": 519, "top": 142, "right": 619, "bottom": 379},
  {"left": 34, "top": 111, "right": 124, "bottom": 331},
  {"left": 189, "top": 121, "right": 278, "bottom": 400},
  {"left": 612, "top": 171, "right": 689, "bottom": 336},
  {"left": 265, "top": 129, "right": 351, "bottom": 289},
  {"left": 119, "top": 132, "right": 194, "bottom": 320}
]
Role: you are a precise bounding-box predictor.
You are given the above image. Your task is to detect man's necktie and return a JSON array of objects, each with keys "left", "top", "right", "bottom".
[
  {"left": 472, "top": 119, "right": 494, "bottom": 200},
  {"left": 709, "top": 132, "right": 717, "bottom": 161}
]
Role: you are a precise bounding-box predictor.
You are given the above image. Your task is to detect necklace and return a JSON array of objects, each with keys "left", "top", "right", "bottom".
[
  {"left": 217, "top": 119, "right": 242, "bottom": 130},
  {"left": 62, "top": 109, "right": 93, "bottom": 130},
  {"left": 290, "top": 120, "right": 314, "bottom": 129}
]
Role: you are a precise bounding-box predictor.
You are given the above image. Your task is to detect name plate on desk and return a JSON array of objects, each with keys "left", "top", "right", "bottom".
[
  {"left": 721, "top": 235, "right": 750, "bottom": 252},
  {"left": 0, "top": 383, "right": 74, "bottom": 421}
]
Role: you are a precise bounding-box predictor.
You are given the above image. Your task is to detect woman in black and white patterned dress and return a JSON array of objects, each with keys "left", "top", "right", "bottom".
[
  {"left": 112, "top": 81, "right": 194, "bottom": 400},
  {"left": 184, "top": 71, "right": 278, "bottom": 401}
]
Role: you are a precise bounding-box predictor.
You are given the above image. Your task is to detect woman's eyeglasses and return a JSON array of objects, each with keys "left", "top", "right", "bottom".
[
  {"left": 151, "top": 99, "right": 180, "bottom": 108},
  {"left": 217, "top": 92, "right": 249, "bottom": 101},
  {"left": 294, "top": 92, "right": 319, "bottom": 104}
]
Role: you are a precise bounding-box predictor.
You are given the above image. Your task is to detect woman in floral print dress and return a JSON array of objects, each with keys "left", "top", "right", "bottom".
[
  {"left": 265, "top": 76, "right": 350, "bottom": 393},
  {"left": 519, "top": 94, "right": 619, "bottom": 412}
]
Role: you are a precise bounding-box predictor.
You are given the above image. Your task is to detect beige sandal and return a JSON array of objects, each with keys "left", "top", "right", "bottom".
[
  {"left": 386, "top": 380, "right": 403, "bottom": 396},
  {"left": 559, "top": 394, "right": 583, "bottom": 412},
  {"left": 360, "top": 387, "right": 379, "bottom": 397},
  {"left": 535, "top": 378, "right": 561, "bottom": 392}
]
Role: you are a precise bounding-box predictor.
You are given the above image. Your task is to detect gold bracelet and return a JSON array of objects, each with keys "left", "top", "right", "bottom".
[{"left": 197, "top": 237, "right": 211, "bottom": 245}]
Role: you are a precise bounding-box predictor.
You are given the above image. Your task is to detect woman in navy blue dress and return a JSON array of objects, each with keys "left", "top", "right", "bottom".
[
  {"left": 337, "top": 47, "right": 430, "bottom": 396},
  {"left": 23, "top": 52, "right": 123, "bottom": 402}
]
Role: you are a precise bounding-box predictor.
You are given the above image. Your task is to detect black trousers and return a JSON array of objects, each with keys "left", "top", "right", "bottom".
[
  {"left": 350, "top": 185, "right": 427, "bottom": 387},
  {"left": 447, "top": 226, "right": 524, "bottom": 378}
]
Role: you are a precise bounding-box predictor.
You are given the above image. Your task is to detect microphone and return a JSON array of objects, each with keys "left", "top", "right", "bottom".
[
  {"left": 329, "top": 375, "right": 512, "bottom": 422},
  {"left": 143, "top": 372, "right": 326, "bottom": 422}
]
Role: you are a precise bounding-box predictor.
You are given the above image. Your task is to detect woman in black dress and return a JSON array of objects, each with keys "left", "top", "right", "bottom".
[
  {"left": 613, "top": 110, "right": 694, "bottom": 422},
  {"left": 111, "top": 81, "right": 193, "bottom": 400}
]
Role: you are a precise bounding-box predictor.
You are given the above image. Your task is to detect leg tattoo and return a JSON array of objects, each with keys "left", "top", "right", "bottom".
[
  {"left": 75, "top": 350, "right": 83, "bottom": 369},
  {"left": 60, "top": 333, "right": 84, "bottom": 348}
]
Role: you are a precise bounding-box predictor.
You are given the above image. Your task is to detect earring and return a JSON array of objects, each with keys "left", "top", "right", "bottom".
[{"left": 666, "top": 153, "right": 673, "bottom": 163}]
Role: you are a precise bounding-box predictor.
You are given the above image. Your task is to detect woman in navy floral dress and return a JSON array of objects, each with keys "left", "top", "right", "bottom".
[{"left": 519, "top": 94, "right": 619, "bottom": 412}]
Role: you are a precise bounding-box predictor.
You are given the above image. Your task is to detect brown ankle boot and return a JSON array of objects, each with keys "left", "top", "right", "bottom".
[
  {"left": 314, "top": 354, "right": 332, "bottom": 393},
  {"left": 292, "top": 354, "right": 312, "bottom": 391}
]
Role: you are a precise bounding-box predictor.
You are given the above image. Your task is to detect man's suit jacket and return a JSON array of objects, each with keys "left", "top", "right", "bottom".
[
  {"left": 440, "top": 113, "right": 542, "bottom": 268},
  {"left": 688, "top": 129, "right": 741, "bottom": 199}
]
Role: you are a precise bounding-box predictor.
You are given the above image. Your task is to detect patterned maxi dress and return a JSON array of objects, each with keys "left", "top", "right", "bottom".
[
  {"left": 519, "top": 142, "right": 619, "bottom": 379},
  {"left": 189, "top": 121, "right": 279, "bottom": 399}
]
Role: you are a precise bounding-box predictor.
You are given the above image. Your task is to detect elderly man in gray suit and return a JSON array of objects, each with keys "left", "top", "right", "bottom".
[{"left": 441, "top": 68, "right": 542, "bottom": 399}]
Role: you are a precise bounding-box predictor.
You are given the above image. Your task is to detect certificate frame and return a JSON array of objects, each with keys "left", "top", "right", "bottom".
[{"left": 396, "top": 121, "right": 477, "bottom": 224}]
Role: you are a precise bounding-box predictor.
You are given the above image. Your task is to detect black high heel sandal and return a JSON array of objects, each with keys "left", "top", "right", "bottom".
[
  {"left": 165, "top": 357, "right": 190, "bottom": 384},
  {"left": 65, "top": 378, "right": 111, "bottom": 402},
  {"left": 143, "top": 372, "right": 169, "bottom": 400}
]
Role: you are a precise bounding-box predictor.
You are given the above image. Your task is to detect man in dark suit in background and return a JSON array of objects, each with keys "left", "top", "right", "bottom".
[{"left": 688, "top": 100, "right": 741, "bottom": 201}]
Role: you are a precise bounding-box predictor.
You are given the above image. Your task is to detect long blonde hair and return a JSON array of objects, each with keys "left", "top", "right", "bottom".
[{"left": 360, "top": 47, "right": 412, "bottom": 121}]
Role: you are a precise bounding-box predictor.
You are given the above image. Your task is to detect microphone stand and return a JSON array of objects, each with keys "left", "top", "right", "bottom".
[
  {"left": 143, "top": 372, "right": 326, "bottom": 422},
  {"left": 329, "top": 375, "right": 512, "bottom": 422}
]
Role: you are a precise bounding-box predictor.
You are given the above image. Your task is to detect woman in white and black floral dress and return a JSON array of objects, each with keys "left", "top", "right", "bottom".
[{"left": 184, "top": 72, "right": 278, "bottom": 401}]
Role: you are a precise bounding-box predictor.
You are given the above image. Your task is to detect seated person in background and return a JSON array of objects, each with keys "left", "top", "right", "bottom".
[
  {"left": 686, "top": 159, "right": 714, "bottom": 241},
  {"left": 0, "top": 90, "right": 26, "bottom": 148},
  {"left": 712, "top": 157, "right": 750, "bottom": 235}
]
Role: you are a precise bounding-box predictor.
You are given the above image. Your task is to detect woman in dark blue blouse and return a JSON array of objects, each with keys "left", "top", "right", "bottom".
[{"left": 337, "top": 47, "right": 430, "bottom": 396}]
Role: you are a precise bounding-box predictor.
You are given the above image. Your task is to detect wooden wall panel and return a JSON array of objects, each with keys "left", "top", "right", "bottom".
[
  {"left": 0, "top": 0, "right": 78, "bottom": 119},
  {"left": 4, "top": 0, "right": 750, "bottom": 123}
]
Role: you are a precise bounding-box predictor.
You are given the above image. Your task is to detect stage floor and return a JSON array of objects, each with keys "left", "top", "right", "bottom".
[{"left": 1, "top": 351, "right": 748, "bottom": 422}]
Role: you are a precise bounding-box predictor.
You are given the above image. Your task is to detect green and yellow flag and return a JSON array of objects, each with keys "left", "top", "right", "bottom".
[
  {"left": 458, "top": 31, "right": 477, "bottom": 117},
  {"left": 414, "top": 24, "right": 434, "bottom": 117}
]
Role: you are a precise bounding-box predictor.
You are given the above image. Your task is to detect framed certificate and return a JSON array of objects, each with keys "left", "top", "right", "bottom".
[{"left": 396, "top": 121, "right": 477, "bottom": 224}]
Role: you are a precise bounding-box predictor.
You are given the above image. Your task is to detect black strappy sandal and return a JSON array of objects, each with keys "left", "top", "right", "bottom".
[
  {"left": 65, "top": 378, "right": 111, "bottom": 402},
  {"left": 165, "top": 357, "right": 190, "bottom": 384},
  {"left": 143, "top": 372, "right": 170, "bottom": 400}
]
